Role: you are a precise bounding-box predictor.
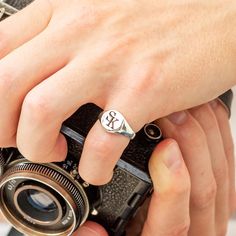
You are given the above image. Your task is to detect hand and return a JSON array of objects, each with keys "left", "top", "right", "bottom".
[
  {"left": 0, "top": 0, "right": 236, "bottom": 184},
  {"left": 154, "top": 100, "right": 235, "bottom": 235},
  {"left": 72, "top": 100, "right": 235, "bottom": 236}
]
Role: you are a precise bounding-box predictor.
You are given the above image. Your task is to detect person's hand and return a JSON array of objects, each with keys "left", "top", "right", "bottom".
[
  {"left": 72, "top": 100, "right": 235, "bottom": 236},
  {"left": 0, "top": 100, "right": 234, "bottom": 235},
  {"left": 1, "top": 0, "right": 236, "bottom": 184}
]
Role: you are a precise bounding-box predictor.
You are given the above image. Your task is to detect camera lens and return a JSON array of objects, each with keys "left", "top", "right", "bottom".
[
  {"left": 27, "top": 190, "right": 56, "bottom": 212},
  {"left": 0, "top": 161, "right": 90, "bottom": 236},
  {"left": 15, "top": 185, "right": 64, "bottom": 225}
]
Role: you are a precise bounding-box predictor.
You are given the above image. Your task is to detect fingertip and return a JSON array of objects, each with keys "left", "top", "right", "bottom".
[
  {"left": 73, "top": 221, "right": 108, "bottom": 236},
  {"left": 17, "top": 133, "right": 67, "bottom": 163},
  {"left": 149, "top": 138, "right": 183, "bottom": 174},
  {"left": 148, "top": 139, "right": 190, "bottom": 194},
  {"left": 78, "top": 164, "right": 113, "bottom": 185}
]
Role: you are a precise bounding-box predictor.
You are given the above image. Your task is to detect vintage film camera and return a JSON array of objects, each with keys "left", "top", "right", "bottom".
[{"left": 0, "top": 103, "right": 162, "bottom": 236}]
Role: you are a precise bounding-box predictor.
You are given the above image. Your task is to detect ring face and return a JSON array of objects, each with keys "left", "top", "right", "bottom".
[{"left": 99, "top": 110, "right": 136, "bottom": 139}]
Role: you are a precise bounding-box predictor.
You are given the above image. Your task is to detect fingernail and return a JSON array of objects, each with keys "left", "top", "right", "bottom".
[
  {"left": 168, "top": 111, "right": 188, "bottom": 125},
  {"left": 76, "top": 226, "right": 100, "bottom": 236},
  {"left": 210, "top": 99, "right": 219, "bottom": 109},
  {"left": 163, "top": 142, "right": 182, "bottom": 171}
]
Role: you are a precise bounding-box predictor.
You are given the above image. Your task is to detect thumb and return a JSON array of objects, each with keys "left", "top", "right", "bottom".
[
  {"left": 142, "top": 139, "right": 191, "bottom": 236},
  {"left": 73, "top": 221, "right": 108, "bottom": 236}
]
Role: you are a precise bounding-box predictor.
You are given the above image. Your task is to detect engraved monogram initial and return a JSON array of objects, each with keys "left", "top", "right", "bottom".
[{"left": 105, "top": 111, "right": 119, "bottom": 129}]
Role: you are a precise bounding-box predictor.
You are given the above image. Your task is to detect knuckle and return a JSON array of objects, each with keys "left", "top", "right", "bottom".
[
  {"left": 126, "top": 69, "right": 159, "bottom": 96},
  {"left": 85, "top": 134, "right": 114, "bottom": 159},
  {"left": 61, "top": 6, "right": 102, "bottom": 33},
  {"left": 170, "top": 223, "right": 190, "bottom": 236},
  {"left": 0, "top": 29, "right": 8, "bottom": 55},
  {"left": 0, "top": 67, "right": 15, "bottom": 93},
  {"left": 214, "top": 161, "right": 229, "bottom": 185},
  {"left": 157, "top": 221, "right": 190, "bottom": 236},
  {"left": 156, "top": 173, "right": 191, "bottom": 202},
  {"left": 176, "top": 117, "right": 206, "bottom": 145},
  {"left": 22, "top": 92, "right": 54, "bottom": 124},
  {"left": 164, "top": 180, "right": 191, "bottom": 198},
  {"left": 225, "top": 141, "right": 235, "bottom": 158},
  {"left": 191, "top": 104, "right": 216, "bottom": 129},
  {"left": 191, "top": 180, "right": 217, "bottom": 210}
]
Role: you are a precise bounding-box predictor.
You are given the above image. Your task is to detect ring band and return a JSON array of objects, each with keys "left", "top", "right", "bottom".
[{"left": 99, "top": 110, "right": 136, "bottom": 140}]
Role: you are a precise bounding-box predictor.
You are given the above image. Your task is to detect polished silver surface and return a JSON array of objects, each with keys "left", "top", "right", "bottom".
[{"left": 99, "top": 110, "right": 136, "bottom": 139}]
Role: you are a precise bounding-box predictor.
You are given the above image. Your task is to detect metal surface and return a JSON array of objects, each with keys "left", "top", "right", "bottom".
[
  {"left": 99, "top": 110, "right": 136, "bottom": 139},
  {"left": 0, "top": 1, "right": 18, "bottom": 18}
]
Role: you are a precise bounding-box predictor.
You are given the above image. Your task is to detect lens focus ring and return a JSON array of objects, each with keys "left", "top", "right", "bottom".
[{"left": 0, "top": 160, "right": 89, "bottom": 236}]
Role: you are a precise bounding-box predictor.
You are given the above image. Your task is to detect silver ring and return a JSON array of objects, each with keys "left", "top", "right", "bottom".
[{"left": 99, "top": 110, "right": 136, "bottom": 140}]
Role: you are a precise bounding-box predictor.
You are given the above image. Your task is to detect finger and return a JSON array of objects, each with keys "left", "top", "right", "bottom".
[
  {"left": 79, "top": 62, "right": 159, "bottom": 185},
  {"left": 141, "top": 139, "right": 190, "bottom": 236},
  {"left": 157, "top": 111, "right": 216, "bottom": 236},
  {"left": 0, "top": 27, "right": 70, "bottom": 147},
  {"left": 72, "top": 221, "right": 108, "bottom": 236},
  {"left": 17, "top": 59, "right": 99, "bottom": 162},
  {"left": 0, "top": 0, "right": 52, "bottom": 58},
  {"left": 79, "top": 101, "right": 150, "bottom": 185},
  {"left": 190, "top": 103, "right": 229, "bottom": 235},
  {"left": 210, "top": 100, "right": 235, "bottom": 216}
]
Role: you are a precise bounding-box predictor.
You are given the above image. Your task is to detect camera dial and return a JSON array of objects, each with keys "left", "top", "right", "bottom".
[{"left": 144, "top": 123, "right": 162, "bottom": 141}]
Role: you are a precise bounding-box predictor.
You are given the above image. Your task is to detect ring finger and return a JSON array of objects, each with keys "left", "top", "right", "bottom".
[
  {"left": 211, "top": 100, "right": 235, "bottom": 216},
  {"left": 189, "top": 103, "right": 230, "bottom": 234}
]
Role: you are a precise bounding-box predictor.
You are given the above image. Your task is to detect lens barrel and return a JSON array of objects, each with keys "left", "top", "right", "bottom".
[
  {"left": 0, "top": 160, "right": 89, "bottom": 236},
  {"left": 14, "top": 184, "right": 64, "bottom": 225}
]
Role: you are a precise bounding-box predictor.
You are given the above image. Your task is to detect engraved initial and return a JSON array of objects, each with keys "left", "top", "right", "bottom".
[{"left": 106, "top": 111, "right": 119, "bottom": 129}]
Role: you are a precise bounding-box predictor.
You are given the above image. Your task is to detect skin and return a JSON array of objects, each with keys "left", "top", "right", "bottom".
[
  {"left": 0, "top": 100, "right": 234, "bottom": 235},
  {"left": 0, "top": 0, "right": 236, "bottom": 185},
  {"left": 72, "top": 100, "right": 235, "bottom": 236}
]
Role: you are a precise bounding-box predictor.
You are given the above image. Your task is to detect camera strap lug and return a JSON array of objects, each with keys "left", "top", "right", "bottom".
[{"left": 0, "top": 1, "right": 18, "bottom": 20}]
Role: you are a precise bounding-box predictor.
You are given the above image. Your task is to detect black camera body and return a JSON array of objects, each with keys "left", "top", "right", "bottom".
[{"left": 0, "top": 104, "right": 162, "bottom": 236}]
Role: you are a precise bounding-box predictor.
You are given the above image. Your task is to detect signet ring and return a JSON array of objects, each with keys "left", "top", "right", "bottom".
[{"left": 99, "top": 110, "right": 136, "bottom": 140}]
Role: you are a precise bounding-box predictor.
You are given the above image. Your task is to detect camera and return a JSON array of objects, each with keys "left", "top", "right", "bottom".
[{"left": 0, "top": 104, "right": 162, "bottom": 236}]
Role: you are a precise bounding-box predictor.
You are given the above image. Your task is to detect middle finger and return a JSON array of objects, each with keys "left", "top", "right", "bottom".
[{"left": 0, "top": 28, "right": 70, "bottom": 147}]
